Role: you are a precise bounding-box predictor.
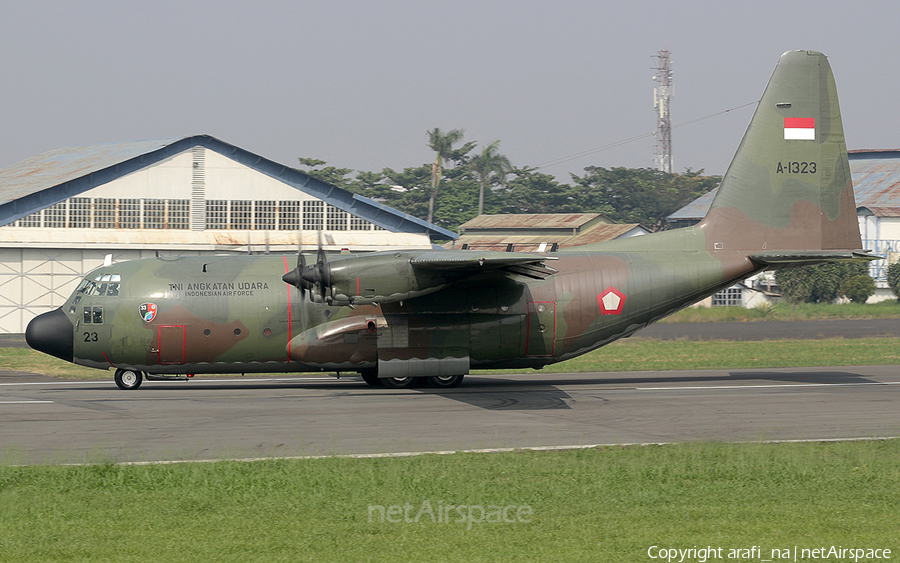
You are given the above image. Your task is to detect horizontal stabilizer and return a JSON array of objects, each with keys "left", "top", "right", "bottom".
[{"left": 749, "top": 250, "right": 877, "bottom": 266}]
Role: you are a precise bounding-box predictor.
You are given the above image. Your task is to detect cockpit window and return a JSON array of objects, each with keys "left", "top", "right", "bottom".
[
  {"left": 107, "top": 274, "right": 120, "bottom": 297},
  {"left": 76, "top": 274, "right": 121, "bottom": 297}
]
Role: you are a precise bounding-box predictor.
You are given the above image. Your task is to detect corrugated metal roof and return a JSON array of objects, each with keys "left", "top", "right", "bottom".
[
  {"left": 0, "top": 135, "right": 457, "bottom": 239},
  {"left": 667, "top": 149, "right": 900, "bottom": 222},
  {"left": 459, "top": 213, "right": 608, "bottom": 231},
  {"left": 666, "top": 188, "right": 718, "bottom": 221},
  {"left": 848, "top": 150, "right": 900, "bottom": 212},
  {"left": 0, "top": 139, "right": 178, "bottom": 205},
  {"left": 453, "top": 223, "right": 643, "bottom": 251},
  {"left": 566, "top": 224, "right": 647, "bottom": 245}
]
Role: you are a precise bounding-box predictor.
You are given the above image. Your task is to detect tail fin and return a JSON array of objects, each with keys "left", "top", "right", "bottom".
[{"left": 697, "top": 50, "right": 863, "bottom": 254}]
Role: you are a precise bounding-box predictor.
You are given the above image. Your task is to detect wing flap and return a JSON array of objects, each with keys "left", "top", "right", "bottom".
[
  {"left": 749, "top": 250, "right": 877, "bottom": 266},
  {"left": 410, "top": 250, "right": 558, "bottom": 273}
]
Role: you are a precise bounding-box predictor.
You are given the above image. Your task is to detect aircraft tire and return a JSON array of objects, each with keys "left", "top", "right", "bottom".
[
  {"left": 360, "top": 370, "right": 382, "bottom": 387},
  {"left": 114, "top": 369, "right": 143, "bottom": 390},
  {"left": 381, "top": 376, "right": 419, "bottom": 389},
  {"left": 425, "top": 374, "right": 464, "bottom": 388}
]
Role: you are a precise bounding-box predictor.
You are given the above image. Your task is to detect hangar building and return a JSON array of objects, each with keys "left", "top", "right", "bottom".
[
  {"left": 0, "top": 135, "right": 456, "bottom": 333},
  {"left": 452, "top": 213, "right": 648, "bottom": 252}
]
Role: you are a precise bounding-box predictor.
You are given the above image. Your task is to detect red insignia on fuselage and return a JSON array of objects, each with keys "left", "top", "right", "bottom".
[
  {"left": 139, "top": 303, "right": 158, "bottom": 323},
  {"left": 597, "top": 287, "right": 626, "bottom": 315}
]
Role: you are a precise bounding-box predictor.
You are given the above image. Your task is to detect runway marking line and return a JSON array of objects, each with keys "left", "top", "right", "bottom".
[
  {"left": 0, "top": 377, "right": 350, "bottom": 387},
  {"left": 0, "top": 400, "right": 53, "bottom": 404},
  {"left": 637, "top": 381, "right": 900, "bottom": 391},
  {"left": 46, "top": 436, "right": 898, "bottom": 468}
]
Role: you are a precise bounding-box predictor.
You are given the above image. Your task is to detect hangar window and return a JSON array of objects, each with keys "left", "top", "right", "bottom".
[
  {"left": 230, "top": 200, "right": 252, "bottom": 229},
  {"left": 144, "top": 199, "right": 166, "bottom": 229},
  {"left": 120, "top": 199, "right": 140, "bottom": 228},
  {"left": 18, "top": 210, "right": 41, "bottom": 228},
  {"left": 168, "top": 199, "right": 190, "bottom": 229},
  {"left": 94, "top": 199, "right": 116, "bottom": 229},
  {"left": 302, "top": 201, "right": 324, "bottom": 230},
  {"left": 206, "top": 200, "right": 228, "bottom": 229},
  {"left": 350, "top": 216, "right": 371, "bottom": 230},
  {"left": 45, "top": 202, "right": 67, "bottom": 228},
  {"left": 278, "top": 201, "right": 302, "bottom": 230},
  {"left": 712, "top": 286, "right": 743, "bottom": 307},
  {"left": 69, "top": 198, "right": 91, "bottom": 228},
  {"left": 255, "top": 200, "right": 276, "bottom": 230},
  {"left": 326, "top": 205, "right": 348, "bottom": 231}
]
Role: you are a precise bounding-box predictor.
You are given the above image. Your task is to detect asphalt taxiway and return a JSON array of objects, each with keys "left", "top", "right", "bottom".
[{"left": 2, "top": 365, "right": 899, "bottom": 464}]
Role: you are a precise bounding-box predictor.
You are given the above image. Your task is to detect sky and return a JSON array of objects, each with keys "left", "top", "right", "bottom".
[{"left": 1, "top": 0, "right": 897, "bottom": 182}]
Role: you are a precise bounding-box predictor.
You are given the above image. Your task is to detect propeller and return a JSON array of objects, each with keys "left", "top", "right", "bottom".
[{"left": 282, "top": 230, "right": 331, "bottom": 303}]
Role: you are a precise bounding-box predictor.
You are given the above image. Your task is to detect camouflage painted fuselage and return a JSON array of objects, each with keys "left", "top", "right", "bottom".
[{"left": 65, "top": 226, "right": 757, "bottom": 376}]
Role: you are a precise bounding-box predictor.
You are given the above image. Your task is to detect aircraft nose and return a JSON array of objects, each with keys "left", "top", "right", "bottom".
[{"left": 25, "top": 308, "right": 74, "bottom": 362}]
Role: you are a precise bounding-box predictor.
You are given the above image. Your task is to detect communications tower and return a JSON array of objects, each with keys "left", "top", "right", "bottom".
[{"left": 652, "top": 50, "right": 673, "bottom": 173}]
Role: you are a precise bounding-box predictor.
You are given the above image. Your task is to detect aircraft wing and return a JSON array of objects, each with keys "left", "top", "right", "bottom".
[
  {"left": 410, "top": 250, "right": 558, "bottom": 273},
  {"left": 749, "top": 250, "right": 877, "bottom": 266}
]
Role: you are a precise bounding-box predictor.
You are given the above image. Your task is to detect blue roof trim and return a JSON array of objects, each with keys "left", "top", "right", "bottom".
[{"left": 0, "top": 135, "right": 457, "bottom": 240}]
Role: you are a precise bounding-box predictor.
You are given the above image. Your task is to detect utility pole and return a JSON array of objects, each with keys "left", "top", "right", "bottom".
[{"left": 652, "top": 50, "right": 673, "bottom": 173}]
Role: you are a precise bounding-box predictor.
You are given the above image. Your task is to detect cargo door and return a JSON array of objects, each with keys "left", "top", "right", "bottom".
[{"left": 158, "top": 325, "right": 186, "bottom": 365}]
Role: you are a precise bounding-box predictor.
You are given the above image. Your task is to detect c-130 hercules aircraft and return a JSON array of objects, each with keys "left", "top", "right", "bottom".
[{"left": 26, "top": 50, "right": 872, "bottom": 390}]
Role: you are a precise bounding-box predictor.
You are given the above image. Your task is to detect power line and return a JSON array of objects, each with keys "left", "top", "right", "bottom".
[{"left": 535, "top": 99, "right": 759, "bottom": 171}]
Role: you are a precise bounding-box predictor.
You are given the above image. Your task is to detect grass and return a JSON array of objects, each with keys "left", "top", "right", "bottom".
[
  {"left": 552, "top": 337, "right": 900, "bottom": 372},
  {"left": 661, "top": 300, "right": 900, "bottom": 322},
  {"left": 0, "top": 441, "right": 897, "bottom": 562},
  {"left": 5, "top": 337, "right": 900, "bottom": 380}
]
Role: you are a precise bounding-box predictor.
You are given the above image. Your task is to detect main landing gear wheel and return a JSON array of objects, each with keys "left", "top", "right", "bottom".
[
  {"left": 114, "top": 369, "right": 143, "bottom": 390},
  {"left": 360, "top": 370, "right": 383, "bottom": 387},
  {"left": 381, "top": 376, "right": 419, "bottom": 389},
  {"left": 426, "top": 374, "right": 465, "bottom": 389}
]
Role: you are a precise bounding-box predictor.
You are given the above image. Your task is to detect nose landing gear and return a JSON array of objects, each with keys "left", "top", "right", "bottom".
[{"left": 114, "top": 369, "right": 143, "bottom": 390}]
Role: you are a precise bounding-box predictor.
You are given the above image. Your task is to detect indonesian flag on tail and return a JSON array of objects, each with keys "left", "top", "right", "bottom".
[{"left": 784, "top": 117, "right": 815, "bottom": 140}]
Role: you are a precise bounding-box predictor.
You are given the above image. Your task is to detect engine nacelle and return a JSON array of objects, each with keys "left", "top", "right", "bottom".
[{"left": 319, "top": 252, "right": 454, "bottom": 306}]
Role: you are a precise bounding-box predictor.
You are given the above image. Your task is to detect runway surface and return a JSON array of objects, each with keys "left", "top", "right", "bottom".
[
  {"left": 2, "top": 365, "right": 899, "bottom": 464},
  {"left": 3, "top": 318, "right": 900, "bottom": 350}
]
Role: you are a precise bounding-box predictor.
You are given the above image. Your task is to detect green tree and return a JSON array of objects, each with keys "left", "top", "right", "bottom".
[
  {"left": 296, "top": 157, "right": 355, "bottom": 190},
  {"left": 571, "top": 167, "right": 720, "bottom": 229},
  {"left": 775, "top": 262, "right": 870, "bottom": 306},
  {"left": 470, "top": 140, "right": 512, "bottom": 216},
  {"left": 426, "top": 128, "right": 475, "bottom": 224},
  {"left": 888, "top": 261, "right": 900, "bottom": 302},
  {"left": 840, "top": 274, "right": 876, "bottom": 303}
]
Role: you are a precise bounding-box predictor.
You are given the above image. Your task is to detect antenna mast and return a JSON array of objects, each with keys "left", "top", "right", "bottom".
[{"left": 652, "top": 50, "right": 673, "bottom": 173}]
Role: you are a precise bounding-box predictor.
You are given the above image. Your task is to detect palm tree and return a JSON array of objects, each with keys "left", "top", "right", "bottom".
[
  {"left": 426, "top": 128, "right": 466, "bottom": 224},
  {"left": 470, "top": 140, "right": 512, "bottom": 216}
]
